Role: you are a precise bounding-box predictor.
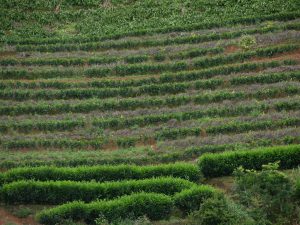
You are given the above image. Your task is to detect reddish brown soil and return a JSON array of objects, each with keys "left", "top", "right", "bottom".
[
  {"left": 224, "top": 45, "right": 241, "bottom": 54},
  {"left": 0, "top": 207, "right": 39, "bottom": 225}
]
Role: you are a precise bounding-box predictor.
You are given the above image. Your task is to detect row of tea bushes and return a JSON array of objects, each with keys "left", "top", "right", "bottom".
[
  {"left": 0, "top": 60, "right": 293, "bottom": 87},
  {"left": 1, "top": 71, "right": 299, "bottom": 101},
  {"left": 14, "top": 22, "right": 300, "bottom": 52},
  {"left": 1, "top": 83, "right": 298, "bottom": 116},
  {"left": 0, "top": 47, "right": 223, "bottom": 67},
  {"left": 198, "top": 145, "right": 300, "bottom": 178},
  {"left": 0, "top": 163, "right": 200, "bottom": 184},
  {"left": 2, "top": 98, "right": 297, "bottom": 133},
  {"left": 37, "top": 184, "right": 220, "bottom": 225},
  {"left": 1, "top": 115, "right": 299, "bottom": 150},
  {"left": 0, "top": 177, "right": 195, "bottom": 204}
]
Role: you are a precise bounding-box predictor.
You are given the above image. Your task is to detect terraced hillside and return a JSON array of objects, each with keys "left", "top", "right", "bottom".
[{"left": 0, "top": 0, "right": 300, "bottom": 224}]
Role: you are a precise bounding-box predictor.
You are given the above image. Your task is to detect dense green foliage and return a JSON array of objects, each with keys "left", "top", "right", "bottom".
[
  {"left": 188, "top": 195, "right": 255, "bottom": 225},
  {"left": 0, "top": 163, "right": 200, "bottom": 184},
  {"left": 233, "top": 163, "right": 299, "bottom": 224},
  {"left": 174, "top": 185, "right": 219, "bottom": 214},
  {"left": 198, "top": 145, "right": 300, "bottom": 177},
  {"left": 2, "top": 0, "right": 300, "bottom": 43},
  {"left": 36, "top": 192, "right": 173, "bottom": 225},
  {"left": 0, "top": 177, "right": 194, "bottom": 204}
]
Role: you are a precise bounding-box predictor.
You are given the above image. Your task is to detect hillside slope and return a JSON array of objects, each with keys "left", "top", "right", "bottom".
[{"left": 0, "top": 0, "right": 300, "bottom": 224}]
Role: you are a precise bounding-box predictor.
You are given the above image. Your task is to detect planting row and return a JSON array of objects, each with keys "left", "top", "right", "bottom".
[
  {"left": 0, "top": 83, "right": 298, "bottom": 116},
  {"left": 0, "top": 96, "right": 299, "bottom": 133},
  {"left": 1, "top": 71, "right": 299, "bottom": 101},
  {"left": 0, "top": 47, "right": 224, "bottom": 67},
  {"left": 84, "top": 44, "right": 300, "bottom": 77},
  {"left": 6, "top": 11, "right": 300, "bottom": 45},
  {"left": 198, "top": 144, "right": 300, "bottom": 177},
  {"left": 3, "top": 43, "right": 297, "bottom": 80},
  {"left": 0, "top": 135, "right": 298, "bottom": 169},
  {"left": 37, "top": 185, "right": 219, "bottom": 225},
  {"left": 14, "top": 22, "right": 300, "bottom": 52},
  {"left": 1, "top": 116, "right": 299, "bottom": 150},
  {"left": 0, "top": 60, "right": 292, "bottom": 87},
  {"left": 0, "top": 163, "right": 200, "bottom": 184},
  {"left": 37, "top": 192, "right": 173, "bottom": 224},
  {"left": 0, "top": 177, "right": 194, "bottom": 204},
  {"left": 154, "top": 117, "right": 300, "bottom": 141}
]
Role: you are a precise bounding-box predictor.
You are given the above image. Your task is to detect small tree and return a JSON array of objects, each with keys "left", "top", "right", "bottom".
[
  {"left": 188, "top": 195, "right": 255, "bottom": 225},
  {"left": 233, "top": 162, "right": 298, "bottom": 225}
]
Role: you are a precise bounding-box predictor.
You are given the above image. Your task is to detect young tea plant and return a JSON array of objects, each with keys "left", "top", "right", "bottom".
[{"left": 238, "top": 35, "right": 257, "bottom": 50}]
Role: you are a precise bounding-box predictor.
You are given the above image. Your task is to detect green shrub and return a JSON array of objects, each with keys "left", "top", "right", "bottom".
[
  {"left": 238, "top": 35, "right": 256, "bottom": 50},
  {"left": 198, "top": 145, "right": 300, "bottom": 178},
  {"left": 0, "top": 177, "right": 194, "bottom": 204},
  {"left": 37, "top": 192, "right": 173, "bottom": 225},
  {"left": 233, "top": 163, "right": 298, "bottom": 224},
  {"left": 174, "top": 185, "right": 219, "bottom": 214},
  {"left": 124, "top": 55, "right": 149, "bottom": 64},
  {"left": 188, "top": 195, "right": 255, "bottom": 225},
  {"left": 0, "top": 163, "right": 201, "bottom": 184}
]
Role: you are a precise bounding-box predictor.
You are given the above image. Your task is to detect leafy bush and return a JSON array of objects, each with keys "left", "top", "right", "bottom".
[
  {"left": 198, "top": 145, "right": 300, "bottom": 177},
  {"left": 233, "top": 162, "right": 299, "bottom": 224},
  {"left": 188, "top": 195, "right": 255, "bottom": 225},
  {"left": 37, "top": 192, "right": 173, "bottom": 225},
  {"left": 238, "top": 35, "right": 256, "bottom": 50},
  {"left": 0, "top": 177, "right": 194, "bottom": 204},
  {"left": 174, "top": 185, "right": 220, "bottom": 214}
]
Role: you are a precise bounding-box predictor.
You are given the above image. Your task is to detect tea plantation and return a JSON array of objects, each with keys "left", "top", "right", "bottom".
[{"left": 0, "top": 0, "right": 300, "bottom": 224}]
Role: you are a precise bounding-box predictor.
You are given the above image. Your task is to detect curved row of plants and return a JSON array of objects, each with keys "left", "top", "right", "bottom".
[
  {"left": 0, "top": 95, "right": 299, "bottom": 134},
  {"left": 36, "top": 185, "right": 218, "bottom": 225},
  {"left": 2, "top": 43, "right": 297, "bottom": 80},
  {"left": 0, "top": 177, "right": 195, "bottom": 204},
  {"left": 1, "top": 70, "right": 299, "bottom": 101},
  {"left": 14, "top": 22, "right": 300, "bottom": 52},
  {"left": 0, "top": 163, "right": 200, "bottom": 184},
  {"left": 0, "top": 47, "right": 223, "bottom": 67},
  {"left": 0, "top": 60, "right": 292, "bottom": 87},
  {"left": 0, "top": 83, "right": 298, "bottom": 116},
  {"left": 0, "top": 136, "right": 298, "bottom": 169},
  {"left": 1, "top": 116, "right": 299, "bottom": 150}
]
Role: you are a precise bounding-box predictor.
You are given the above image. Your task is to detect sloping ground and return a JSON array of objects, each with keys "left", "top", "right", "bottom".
[{"left": 0, "top": 0, "right": 300, "bottom": 224}]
